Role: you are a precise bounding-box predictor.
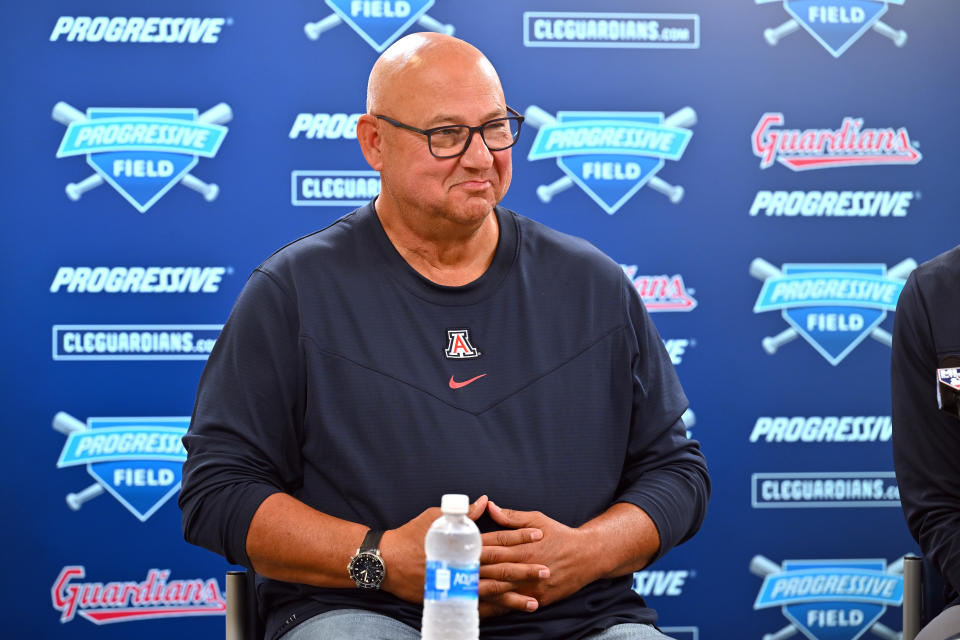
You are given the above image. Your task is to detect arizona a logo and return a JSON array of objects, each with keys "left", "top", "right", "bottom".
[{"left": 445, "top": 329, "right": 480, "bottom": 359}]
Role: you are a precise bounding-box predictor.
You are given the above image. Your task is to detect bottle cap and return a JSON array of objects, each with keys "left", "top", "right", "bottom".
[{"left": 440, "top": 494, "right": 469, "bottom": 515}]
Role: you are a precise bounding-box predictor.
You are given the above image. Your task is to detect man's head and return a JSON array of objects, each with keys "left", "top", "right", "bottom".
[{"left": 357, "top": 33, "right": 513, "bottom": 231}]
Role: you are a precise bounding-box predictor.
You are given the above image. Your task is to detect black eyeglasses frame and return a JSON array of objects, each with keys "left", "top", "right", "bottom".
[{"left": 374, "top": 106, "right": 525, "bottom": 159}]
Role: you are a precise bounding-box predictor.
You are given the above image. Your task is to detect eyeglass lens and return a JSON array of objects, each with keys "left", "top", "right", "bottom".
[{"left": 430, "top": 118, "right": 521, "bottom": 156}]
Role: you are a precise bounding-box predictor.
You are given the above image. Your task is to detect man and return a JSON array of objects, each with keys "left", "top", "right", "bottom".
[
  {"left": 892, "top": 245, "right": 960, "bottom": 640},
  {"left": 180, "top": 33, "right": 709, "bottom": 640}
]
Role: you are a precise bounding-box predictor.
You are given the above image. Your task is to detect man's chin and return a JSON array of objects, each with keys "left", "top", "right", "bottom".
[{"left": 447, "top": 196, "right": 496, "bottom": 223}]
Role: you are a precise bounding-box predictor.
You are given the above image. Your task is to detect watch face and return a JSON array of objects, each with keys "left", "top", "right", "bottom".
[{"left": 349, "top": 552, "right": 385, "bottom": 588}]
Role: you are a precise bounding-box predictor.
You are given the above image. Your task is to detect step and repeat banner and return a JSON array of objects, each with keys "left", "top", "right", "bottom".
[{"left": 3, "top": 1, "right": 957, "bottom": 638}]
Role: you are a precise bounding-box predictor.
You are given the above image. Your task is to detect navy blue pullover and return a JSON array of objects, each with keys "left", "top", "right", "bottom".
[
  {"left": 180, "top": 202, "right": 710, "bottom": 639},
  {"left": 892, "top": 245, "right": 960, "bottom": 611}
]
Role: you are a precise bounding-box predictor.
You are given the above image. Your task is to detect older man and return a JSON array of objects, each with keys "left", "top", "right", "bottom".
[{"left": 180, "top": 33, "right": 709, "bottom": 640}]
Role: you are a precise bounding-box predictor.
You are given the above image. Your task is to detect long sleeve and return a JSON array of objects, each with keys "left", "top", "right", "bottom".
[
  {"left": 614, "top": 276, "right": 711, "bottom": 560},
  {"left": 891, "top": 267, "right": 960, "bottom": 603},
  {"left": 179, "top": 269, "right": 306, "bottom": 568}
]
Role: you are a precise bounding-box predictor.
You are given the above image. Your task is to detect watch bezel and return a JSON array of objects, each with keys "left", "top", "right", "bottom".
[{"left": 348, "top": 549, "right": 386, "bottom": 589}]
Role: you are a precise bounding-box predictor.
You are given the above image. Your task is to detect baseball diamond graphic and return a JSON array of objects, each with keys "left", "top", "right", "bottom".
[
  {"left": 750, "top": 555, "right": 904, "bottom": 640},
  {"left": 53, "top": 412, "right": 189, "bottom": 522},
  {"left": 756, "top": 0, "right": 907, "bottom": 57},
  {"left": 305, "top": 0, "right": 454, "bottom": 51},
  {"left": 524, "top": 105, "right": 695, "bottom": 214},
  {"left": 53, "top": 102, "right": 231, "bottom": 212},
  {"left": 750, "top": 258, "right": 915, "bottom": 365}
]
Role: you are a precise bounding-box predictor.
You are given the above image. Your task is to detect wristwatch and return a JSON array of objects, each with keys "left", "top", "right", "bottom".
[{"left": 347, "top": 529, "right": 386, "bottom": 589}]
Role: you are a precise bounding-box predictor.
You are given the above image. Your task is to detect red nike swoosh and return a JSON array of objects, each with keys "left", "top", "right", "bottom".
[{"left": 448, "top": 374, "right": 486, "bottom": 389}]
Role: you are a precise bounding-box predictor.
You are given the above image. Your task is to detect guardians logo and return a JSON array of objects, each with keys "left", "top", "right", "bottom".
[
  {"left": 750, "top": 257, "right": 915, "bottom": 365},
  {"left": 303, "top": 1, "right": 455, "bottom": 51},
  {"left": 52, "top": 566, "right": 225, "bottom": 624},
  {"left": 54, "top": 102, "right": 231, "bottom": 212},
  {"left": 526, "top": 105, "right": 695, "bottom": 214},
  {"left": 756, "top": 1, "right": 907, "bottom": 57},
  {"left": 750, "top": 555, "right": 903, "bottom": 640},
  {"left": 53, "top": 412, "right": 188, "bottom": 521},
  {"left": 620, "top": 265, "right": 697, "bottom": 312},
  {"left": 752, "top": 113, "right": 921, "bottom": 171}
]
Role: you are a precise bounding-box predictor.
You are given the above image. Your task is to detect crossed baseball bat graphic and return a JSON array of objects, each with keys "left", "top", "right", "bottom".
[
  {"left": 304, "top": 11, "right": 454, "bottom": 41},
  {"left": 764, "top": 18, "right": 906, "bottom": 47},
  {"left": 750, "top": 554, "right": 903, "bottom": 640},
  {"left": 523, "top": 106, "right": 695, "bottom": 205},
  {"left": 51, "top": 101, "right": 233, "bottom": 203},
  {"left": 749, "top": 257, "right": 916, "bottom": 355},
  {"left": 52, "top": 411, "right": 106, "bottom": 511}
]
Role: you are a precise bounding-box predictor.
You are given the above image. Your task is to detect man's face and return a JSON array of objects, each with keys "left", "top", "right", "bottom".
[{"left": 375, "top": 56, "right": 513, "bottom": 227}]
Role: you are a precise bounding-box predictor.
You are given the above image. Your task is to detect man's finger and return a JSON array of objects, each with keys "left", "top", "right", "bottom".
[
  {"left": 478, "top": 582, "right": 539, "bottom": 613},
  {"left": 481, "top": 527, "right": 542, "bottom": 547},
  {"left": 488, "top": 500, "right": 538, "bottom": 528},
  {"left": 468, "top": 495, "right": 489, "bottom": 521},
  {"left": 481, "top": 544, "right": 535, "bottom": 565},
  {"left": 479, "top": 562, "right": 550, "bottom": 583}
]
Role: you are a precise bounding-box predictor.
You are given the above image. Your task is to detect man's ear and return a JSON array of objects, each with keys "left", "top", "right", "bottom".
[{"left": 356, "top": 114, "right": 384, "bottom": 171}]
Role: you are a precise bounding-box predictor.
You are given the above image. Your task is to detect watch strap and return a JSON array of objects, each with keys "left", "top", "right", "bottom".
[{"left": 359, "top": 529, "right": 384, "bottom": 553}]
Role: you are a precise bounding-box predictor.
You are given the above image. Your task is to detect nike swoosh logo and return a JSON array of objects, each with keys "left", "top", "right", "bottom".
[{"left": 448, "top": 374, "right": 486, "bottom": 389}]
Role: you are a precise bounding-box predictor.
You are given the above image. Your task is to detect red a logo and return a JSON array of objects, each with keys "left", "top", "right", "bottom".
[{"left": 445, "top": 329, "right": 481, "bottom": 359}]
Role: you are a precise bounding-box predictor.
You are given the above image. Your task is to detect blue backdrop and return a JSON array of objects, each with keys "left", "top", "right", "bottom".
[{"left": 3, "top": 1, "right": 957, "bottom": 638}]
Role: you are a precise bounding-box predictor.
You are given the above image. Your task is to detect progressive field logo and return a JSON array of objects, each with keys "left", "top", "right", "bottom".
[
  {"left": 52, "top": 566, "right": 224, "bottom": 624},
  {"left": 526, "top": 106, "right": 695, "bottom": 214},
  {"left": 756, "top": 0, "right": 907, "bottom": 57},
  {"left": 54, "top": 102, "right": 231, "bottom": 212},
  {"left": 751, "top": 555, "right": 903, "bottom": 640},
  {"left": 53, "top": 412, "right": 188, "bottom": 521},
  {"left": 304, "top": 0, "right": 455, "bottom": 51},
  {"left": 750, "top": 257, "right": 915, "bottom": 365}
]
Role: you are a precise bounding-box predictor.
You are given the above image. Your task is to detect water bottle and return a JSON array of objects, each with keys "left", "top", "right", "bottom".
[{"left": 421, "top": 494, "right": 481, "bottom": 640}]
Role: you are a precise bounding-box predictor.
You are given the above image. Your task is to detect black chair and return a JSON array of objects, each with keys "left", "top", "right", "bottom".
[{"left": 226, "top": 570, "right": 263, "bottom": 640}]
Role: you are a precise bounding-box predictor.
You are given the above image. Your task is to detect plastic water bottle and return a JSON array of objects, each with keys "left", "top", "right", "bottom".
[{"left": 421, "top": 494, "right": 481, "bottom": 640}]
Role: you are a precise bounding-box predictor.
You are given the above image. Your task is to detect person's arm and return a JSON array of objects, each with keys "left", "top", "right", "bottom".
[
  {"left": 246, "top": 492, "right": 547, "bottom": 604},
  {"left": 478, "top": 276, "right": 710, "bottom": 613},
  {"left": 179, "top": 269, "right": 306, "bottom": 569},
  {"left": 892, "top": 269, "right": 960, "bottom": 597}
]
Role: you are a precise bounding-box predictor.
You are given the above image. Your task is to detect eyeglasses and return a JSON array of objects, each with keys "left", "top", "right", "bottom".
[{"left": 374, "top": 107, "right": 524, "bottom": 159}]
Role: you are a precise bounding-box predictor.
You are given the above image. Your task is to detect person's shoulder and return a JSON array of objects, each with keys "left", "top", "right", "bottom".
[
  {"left": 258, "top": 206, "right": 367, "bottom": 278},
  {"left": 907, "top": 245, "right": 960, "bottom": 301},
  {"left": 914, "top": 245, "right": 960, "bottom": 283},
  {"left": 507, "top": 207, "right": 622, "bottom": 278}
]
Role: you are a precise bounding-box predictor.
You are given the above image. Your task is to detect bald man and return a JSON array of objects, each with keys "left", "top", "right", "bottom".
[{"left": 180, "top": 33, "right": 709, "bottom": 640}]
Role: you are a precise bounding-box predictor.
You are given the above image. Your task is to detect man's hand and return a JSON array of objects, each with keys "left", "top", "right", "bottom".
[
  {"left": 381, "top": 494, "right": 543, "bottom": 605},
  {"left": 478, "top": 501, "right": 599, "bottom": 617}
]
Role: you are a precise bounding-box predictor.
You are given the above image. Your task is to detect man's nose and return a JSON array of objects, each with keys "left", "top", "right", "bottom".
[{"left": 459, "top": 131, "right": 495, "bottom": 168}]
